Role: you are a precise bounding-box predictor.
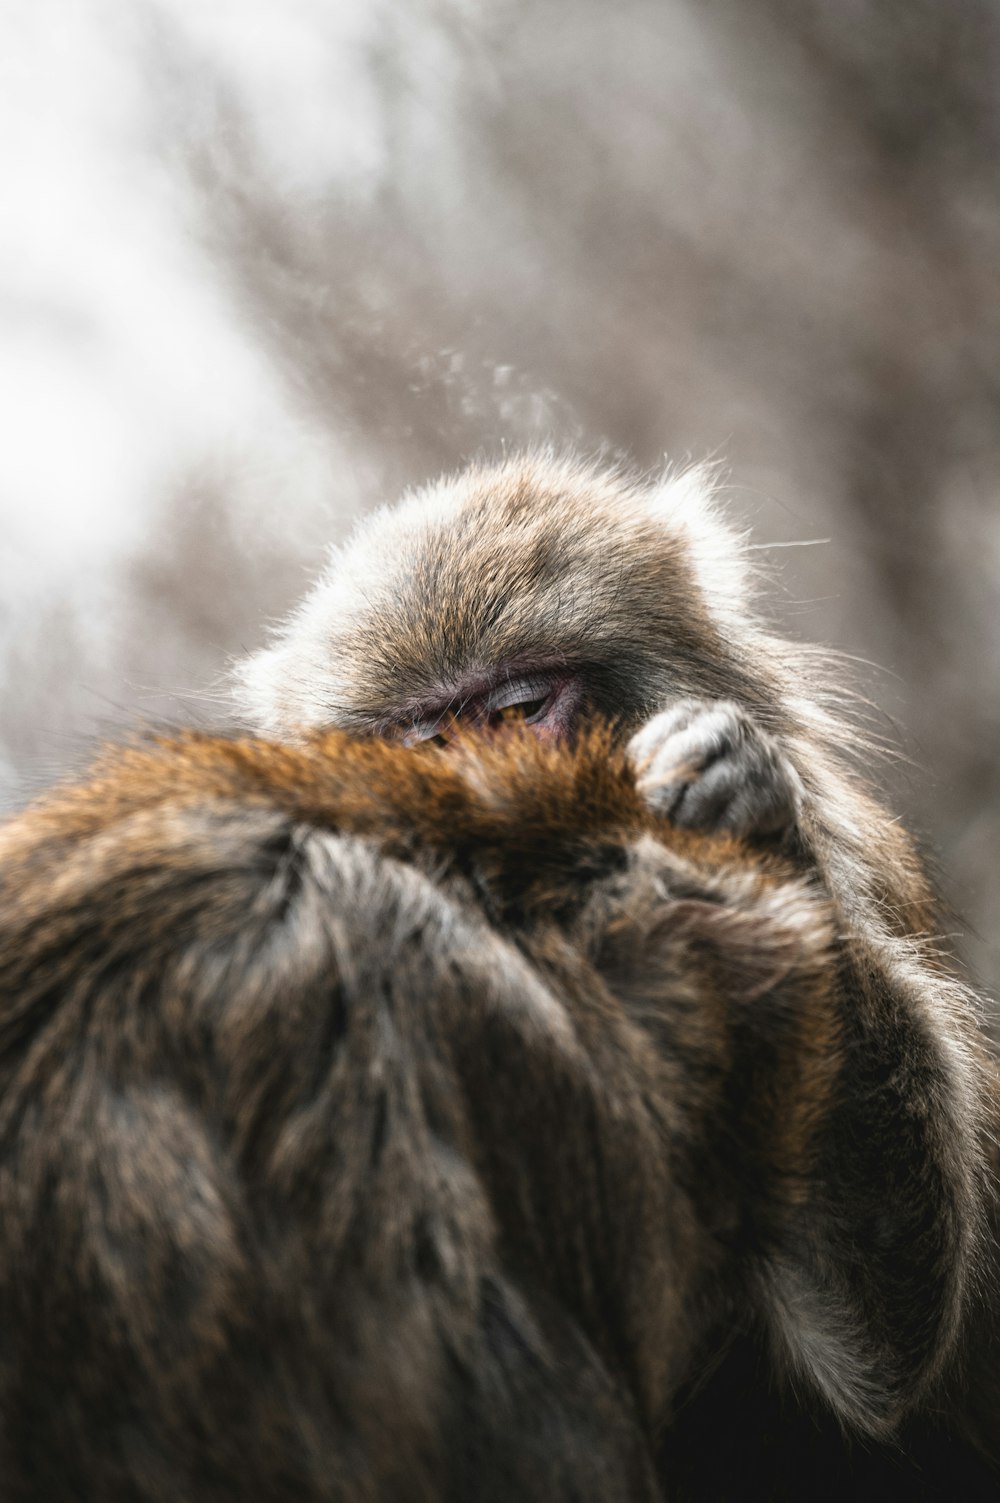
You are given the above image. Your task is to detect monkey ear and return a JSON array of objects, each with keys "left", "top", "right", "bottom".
[
  {"left": 646, "top": 465, "right": 752, "bottom": 626},
  {"left": 234, "top": 634, "right": 352, "bottom": 737},
  {"left": 232, "top": 644, "right": 297, "bottom": 734}
]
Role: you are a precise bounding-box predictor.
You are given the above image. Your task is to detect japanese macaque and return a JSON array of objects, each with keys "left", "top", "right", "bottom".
[{"left": 228, "top": 452, "right": 1000, "bottom": 1488}]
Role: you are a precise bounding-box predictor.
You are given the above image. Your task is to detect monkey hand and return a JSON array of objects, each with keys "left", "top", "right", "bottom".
[{"left": 628, "top": 699, "right": 802, "bottom": 841}]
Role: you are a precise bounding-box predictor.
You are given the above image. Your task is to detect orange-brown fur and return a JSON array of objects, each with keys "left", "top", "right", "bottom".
[
  {"left": 1, "top": 724, "right": 996, "bottom": 1499},
  {"left": 0, "top": 726, "right": 838, "bottom": 1501}
]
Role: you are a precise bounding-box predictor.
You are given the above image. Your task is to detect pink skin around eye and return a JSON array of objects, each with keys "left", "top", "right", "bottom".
[
  {"left": 510, "top": 674, "right": 581, "bottom": 743},
  {"left": 393, "top": 663, "right": 583, "bottom": 747}
]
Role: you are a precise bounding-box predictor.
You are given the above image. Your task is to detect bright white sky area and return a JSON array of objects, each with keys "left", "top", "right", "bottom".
[
  {"left": 0, "top": 0, "right": 403, "bottom": 802},
  {"left": 0, "top": 0, "right": 379, "bottom": 587},
  {"left": 0, "top": 0, "right": 998, "bottom": 992}
]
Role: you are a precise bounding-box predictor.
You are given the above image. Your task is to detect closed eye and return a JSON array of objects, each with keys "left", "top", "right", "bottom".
[
  {"left": 484, "top": 676, "right": 554, "bottom": 725},
  {"left": 506, "top": 696, "right": 548, "bottom": 721},
  {"left": 391, "top": 670, "right": 575, "bottom": 746}
]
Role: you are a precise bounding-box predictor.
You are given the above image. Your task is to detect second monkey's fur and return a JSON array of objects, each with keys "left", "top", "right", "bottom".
[{"left": 1, "top": 725, "right": 996, "bottom": 1500}]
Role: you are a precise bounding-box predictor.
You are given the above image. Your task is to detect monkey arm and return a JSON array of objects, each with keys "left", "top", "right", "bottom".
[
  {"left": 781, "top": 760, "right": 996, "bottom": 1438},
  {"left": 625, "top": 698, "right": 994, "bottom": 1435}
]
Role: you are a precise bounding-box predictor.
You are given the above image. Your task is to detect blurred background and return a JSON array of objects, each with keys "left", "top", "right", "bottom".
[{"left": 1, "top": 0, "right": 998, "bottom": 998}]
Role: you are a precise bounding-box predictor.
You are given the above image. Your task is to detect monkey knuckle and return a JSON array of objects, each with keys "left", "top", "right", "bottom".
[
  {"left": 627, "top": 710, "right": 690, "bottom": 767},
  {"left": 629, "top": 705, "right": 733, "bottom": 790}
]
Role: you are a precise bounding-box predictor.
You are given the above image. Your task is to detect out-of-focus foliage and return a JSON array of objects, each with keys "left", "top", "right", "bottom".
[{"left": 1, "top": 0, "right": 998, "bottom": 996}]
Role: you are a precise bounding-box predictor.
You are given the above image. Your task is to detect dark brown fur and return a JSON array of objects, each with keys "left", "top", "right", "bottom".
[{"left": 0, "top": 725, "right": 996, "bottom": 1499}]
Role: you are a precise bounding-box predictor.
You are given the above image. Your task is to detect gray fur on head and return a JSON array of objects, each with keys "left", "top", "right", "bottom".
[{"left": 233, "top": 452, "right": 778, "bottom": 739}]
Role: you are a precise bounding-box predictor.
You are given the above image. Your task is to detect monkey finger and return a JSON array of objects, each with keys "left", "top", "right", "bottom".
[
  {"left": 628, "top": 697, "right": 712, "bottom": 761},
  {"left": 628, "top": 702, "right": 739, "bottom": 783},
  {"left": 638, "top": 736, "right": 798, "bottom": 838}
]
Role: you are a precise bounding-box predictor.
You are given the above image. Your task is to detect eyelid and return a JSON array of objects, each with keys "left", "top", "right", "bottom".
[
  {"left": 395, "top": 674, "right": 557, "bottom": 743},
  {"left": 483, "top": 675, "right": 554, "bottom": 713}
]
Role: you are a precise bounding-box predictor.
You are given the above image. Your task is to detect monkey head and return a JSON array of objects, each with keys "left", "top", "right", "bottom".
[{"left": 235, "top": 454, "right": 774, "bottom": 746}]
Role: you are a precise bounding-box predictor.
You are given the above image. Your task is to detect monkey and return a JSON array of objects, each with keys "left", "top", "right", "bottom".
[
  {"left": 0, "top": 722, "right": 862, "bottom": 1501},
  {"left": 230, "top": 451, "right": 1000, "bottom": 1489},
  {"left": 1, "top": 719, "right": 997, "bottom": 1500}
]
